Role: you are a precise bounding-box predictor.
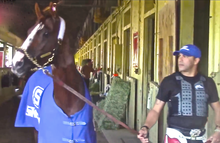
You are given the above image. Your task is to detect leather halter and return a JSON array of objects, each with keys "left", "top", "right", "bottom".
[{"left": 15, "top": 16, "right": 65, "bottom": 71}]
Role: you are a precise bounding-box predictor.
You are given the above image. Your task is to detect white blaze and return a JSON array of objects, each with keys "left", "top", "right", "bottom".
[{"left": 12, "top": 23, "right": 41, "bottom": 66}]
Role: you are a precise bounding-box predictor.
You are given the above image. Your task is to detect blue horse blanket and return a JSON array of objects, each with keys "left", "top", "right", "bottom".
[{"left": 15, "top": 66, "right": 97, "bottom": 143}]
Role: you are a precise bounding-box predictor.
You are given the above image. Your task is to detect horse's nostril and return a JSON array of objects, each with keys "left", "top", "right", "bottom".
[{"left": 16, "top": 61, "right": 24, "bottom": 68}]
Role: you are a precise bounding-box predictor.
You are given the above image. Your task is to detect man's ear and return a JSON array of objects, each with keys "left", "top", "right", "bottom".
[{"left": 194, "top": 58, "right": 200, "bottom": 65}]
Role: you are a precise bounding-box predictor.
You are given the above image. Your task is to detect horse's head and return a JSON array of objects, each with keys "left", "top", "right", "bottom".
[{"left": 12, "top": 2, "right": 66, "bottom": 77}]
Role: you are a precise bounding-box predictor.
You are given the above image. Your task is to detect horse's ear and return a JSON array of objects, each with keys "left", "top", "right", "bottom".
[
  {"left": 35, "top": 3, "right": 43, "bottom": 20},
  {"left": 49, "top": 2, "right": 57, "bottom": 17}
]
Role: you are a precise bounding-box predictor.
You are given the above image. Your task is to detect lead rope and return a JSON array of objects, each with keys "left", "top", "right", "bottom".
[
  {"left": 43, "top": 70, "right": 139, "bottom": 135},
  {"left": 16, "top": 47, "right": 139, "bottom": 135},
  {"left": 15, "top": 39, "right": 142, "bottom": 140}
]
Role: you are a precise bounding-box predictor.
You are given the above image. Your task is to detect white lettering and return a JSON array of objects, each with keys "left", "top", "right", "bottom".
[{"left": 26, "top": 105, "right": 40, "bottom": 123}]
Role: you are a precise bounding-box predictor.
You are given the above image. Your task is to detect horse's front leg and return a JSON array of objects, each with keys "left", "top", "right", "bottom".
[{"left": 33, "top": 129, "right": 38, "bottom": 143}]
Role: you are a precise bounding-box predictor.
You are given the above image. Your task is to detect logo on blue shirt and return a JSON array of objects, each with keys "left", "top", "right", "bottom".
[{"left": 32, "top": 86, "right": 44, "bottom": 109}]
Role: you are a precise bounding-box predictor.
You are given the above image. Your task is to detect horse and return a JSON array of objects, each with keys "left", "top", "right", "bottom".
[{"left": 11, "top": 2, "right": 96, "bottom": 143}]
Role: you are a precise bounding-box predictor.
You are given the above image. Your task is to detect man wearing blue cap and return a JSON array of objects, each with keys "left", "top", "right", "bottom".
[{"left": 138, "top": 44, "right": 220, "bottom": 143}]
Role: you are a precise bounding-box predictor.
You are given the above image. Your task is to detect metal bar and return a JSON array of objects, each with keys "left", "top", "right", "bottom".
[{"left": 58, "top": 4, "right": 106, "bottom": 8}]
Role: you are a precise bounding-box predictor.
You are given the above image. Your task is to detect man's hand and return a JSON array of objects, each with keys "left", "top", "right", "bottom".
[
  {"left": 137, "top": 127, "right": 149, "bottom": 143},
  {"left": 206, "top": 132, "right": 220, "bottom": 143},
  {"left": 137, "top": 99, "right": 165, "bottom": 143}
]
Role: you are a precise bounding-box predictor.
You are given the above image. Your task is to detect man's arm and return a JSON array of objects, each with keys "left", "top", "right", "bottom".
[
  {"left": 137, "top": 99, "right": 166, "bottom": 143},
  {"left": 210, "top": 101, "right": 220, "bottom": 128},
  {"left": 80, "top": 66, "right": 86, "bottom": 77},
  {"left": 206, "top": 77, "right": 220, "bottom": 142},
  {"left": 144, "top": 77, "right": 171, "bottom": 128},
  {"left": 144, "top": 99, "right": 166, "bottom": 128},
  {"left": 206, "top": 101, "right": 220, "bottom": 142},
  {"left": 207, "top": 77, "right": 220, "bottom": 127},
  {"left": 138, "top": 76, "right": 171, "bottom": 142},
  {"left": 81, "top": 66, "right": 85, "bottom": 73}
]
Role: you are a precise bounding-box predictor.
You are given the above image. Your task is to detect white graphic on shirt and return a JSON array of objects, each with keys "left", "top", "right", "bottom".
[
  {"left": 195, "top": 84, "right": 204, "bottom": 90},
  {"left": 32, "top": 86, "right": 44, "bottom": 109},
  {"left": 26, "top": 105, "right": 40, "bottom": 123}
]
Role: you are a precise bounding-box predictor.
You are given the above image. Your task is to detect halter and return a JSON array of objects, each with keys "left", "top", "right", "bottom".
[{"left": 15, "top": 16, "right": 66, "bottom": 71}]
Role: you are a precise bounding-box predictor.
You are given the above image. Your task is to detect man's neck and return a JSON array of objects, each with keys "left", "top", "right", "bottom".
[{"left": 180, "top": 70, "right": 198, "bottom": 77}]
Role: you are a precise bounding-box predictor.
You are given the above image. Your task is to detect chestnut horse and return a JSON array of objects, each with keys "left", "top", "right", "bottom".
[{"left": 11, "top": 2, "right": 96, "bottom": 143}]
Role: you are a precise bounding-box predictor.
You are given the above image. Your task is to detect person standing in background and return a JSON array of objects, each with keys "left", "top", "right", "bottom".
[{"left": 81, "top": 59, "right": 96, "bottom": 88}]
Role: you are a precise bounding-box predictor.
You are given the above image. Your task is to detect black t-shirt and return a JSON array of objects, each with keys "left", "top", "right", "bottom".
[{"left": 156, "top": 72, "right": 219, "bottom": 129}]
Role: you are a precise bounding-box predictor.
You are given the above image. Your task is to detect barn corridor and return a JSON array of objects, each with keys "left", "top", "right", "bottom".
[
  {"left": 0, "top": 96, "right": 35, "bottom": 143},
  {"left": 0, "top": 96, "right": 108, "bottom": 143}
]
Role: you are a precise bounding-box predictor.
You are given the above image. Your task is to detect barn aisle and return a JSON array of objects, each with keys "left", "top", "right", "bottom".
[
  {"left": 0, "top": 96, "right": 107, "bottom": 143},
  {"left": 0, "top": 96, "right": 35, "bottom": 143}
]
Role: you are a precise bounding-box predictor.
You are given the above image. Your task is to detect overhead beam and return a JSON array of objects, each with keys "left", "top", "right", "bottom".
[
  {"left": 0, "top": 28, "right": 23, "bottom": 46},
  {"left": 58, "top": 4, "right": 110, "bottom": 7}
]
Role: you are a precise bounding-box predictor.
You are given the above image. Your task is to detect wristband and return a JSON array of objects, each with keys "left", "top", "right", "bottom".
[
  {"left": 141, "top": 125, "right": 149, "bottom": 138},
  {"left": 215, "top": 128, "right": 220, "bottom": 133},
  {"left": 141, "top": 125, "right": 149, "bottom": 130}
]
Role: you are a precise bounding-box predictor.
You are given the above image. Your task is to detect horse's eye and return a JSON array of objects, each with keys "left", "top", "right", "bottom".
[{"left": 44, "top": 32, "right": 49, "bottom": 37}]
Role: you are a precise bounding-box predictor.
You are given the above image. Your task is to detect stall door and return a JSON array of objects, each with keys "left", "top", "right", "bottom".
[
  {"left": 158, "top": 1, "right": 177, "bottom": 82},
  {"left": 158, "top": 1, "right": 177, "bottom": 142}
]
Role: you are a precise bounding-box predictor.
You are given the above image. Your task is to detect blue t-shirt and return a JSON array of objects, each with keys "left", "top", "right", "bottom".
[{"left": 15, "top": 66, "right": 97, "bottom": 143}]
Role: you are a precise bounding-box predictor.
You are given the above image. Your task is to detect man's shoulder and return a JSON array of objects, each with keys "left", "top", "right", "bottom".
[
  {"left": 162, "top": 72, "right": 178, "bottom": 81},
  {"left": 158, "top": 73, "right": 178, "bottom": 88},
  {"left": 81, "top": 65, "right": 89, "bottom": 69},
  {"left": 82, "top": 65, "right": 89, "bottom": 67},
  {"left": 198, "top": 73, "right": 215, "bottom": 84}
]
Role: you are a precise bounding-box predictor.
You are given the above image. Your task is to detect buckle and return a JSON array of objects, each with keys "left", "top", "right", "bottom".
[{"left": 190, "top": 129, "right": 201, "bottom": 140}]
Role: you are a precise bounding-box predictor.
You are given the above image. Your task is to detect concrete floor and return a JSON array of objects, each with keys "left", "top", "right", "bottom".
[
  {"left": 0, "top": 96, "right": 108, "bottom": 143},
  {"left": 102, "top": 129, "right": 141, "bottom": 143}
]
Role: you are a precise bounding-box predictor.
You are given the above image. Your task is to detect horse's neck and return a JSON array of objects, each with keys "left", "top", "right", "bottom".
[{"left": 52, "top": 64, "right": 85, "bottom": 116}]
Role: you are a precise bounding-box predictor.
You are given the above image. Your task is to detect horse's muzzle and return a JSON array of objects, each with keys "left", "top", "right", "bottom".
[{"left": 11, "top": 61, "right": 26, "bottom": 78}]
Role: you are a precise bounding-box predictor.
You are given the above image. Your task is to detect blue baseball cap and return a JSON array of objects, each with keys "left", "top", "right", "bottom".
[{"left": 173, "top": 44, "right": 201, "bottom": 58}]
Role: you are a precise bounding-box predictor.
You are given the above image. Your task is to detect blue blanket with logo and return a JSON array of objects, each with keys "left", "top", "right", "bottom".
[{"left": 15, "top": 65, "right": 97, "bottom": 143}]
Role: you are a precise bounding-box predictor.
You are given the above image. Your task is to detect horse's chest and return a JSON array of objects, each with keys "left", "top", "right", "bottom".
[
  {"left": 53, "top": 96, "right": 84, "bottom": 116},
  {"left": 38, "top": 92, "right": 96, "bottom": 143}
]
